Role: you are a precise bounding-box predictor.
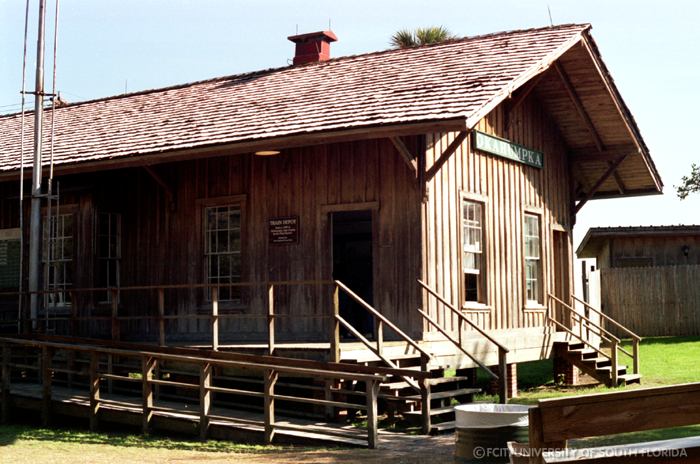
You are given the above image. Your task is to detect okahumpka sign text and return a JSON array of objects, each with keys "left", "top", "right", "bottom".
[{"left": 473, "top": 131, "right": 544, "bottom": 169}]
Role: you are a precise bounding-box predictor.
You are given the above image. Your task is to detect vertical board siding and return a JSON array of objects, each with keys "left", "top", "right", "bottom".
[
  {"left": 423, "top": 96, "right": 572, "bottom": 333},
  {"left": 601, "top": 265, "right": 700, "bottom": 337},
  {"left": 0, "top": 138, "right": 422, "bottom": 342}
]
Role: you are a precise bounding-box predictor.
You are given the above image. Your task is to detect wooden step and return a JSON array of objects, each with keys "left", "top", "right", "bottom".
[
  {"left": 403, "top": 388, "right": 480, "bottom": 401},
  {"left": 427, "top": 375, "right": 471, "bottom": 386},
  {"left": 430, "top": 420, "right": 456, "bottom": 434},
  {"left": 403, "top": 405, "right": 456, "bottom": 418},
  {"left": 596, "top": 365, "right": 627, "bottom": 375},
  {"left": 617, "top": 373, "right": 642, "bottom": 385},
  {"left": 580, "top": 356, "right": 611, "bottom": 368}
]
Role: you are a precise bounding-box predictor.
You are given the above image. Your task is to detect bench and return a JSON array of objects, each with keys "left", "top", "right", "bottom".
[{"left": 520, "top": 382, "right": 700, "bottom": 463}]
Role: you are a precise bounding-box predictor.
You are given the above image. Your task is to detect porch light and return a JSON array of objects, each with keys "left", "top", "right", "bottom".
[{"left": 254, "top": 150, "right": 280, "bottom": 156}]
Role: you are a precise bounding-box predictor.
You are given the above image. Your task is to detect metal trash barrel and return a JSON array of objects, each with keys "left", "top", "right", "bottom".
[{"left": 454, "top": 404, "right": 531, "bottom": 463}]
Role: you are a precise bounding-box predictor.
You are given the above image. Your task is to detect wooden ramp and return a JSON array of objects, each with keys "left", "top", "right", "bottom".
[
  {"left": 0, "top": 336, "right": 439, "bottom": 448},
  {"left": 8, "top": 383, "right": 369, "bottom": 447}
]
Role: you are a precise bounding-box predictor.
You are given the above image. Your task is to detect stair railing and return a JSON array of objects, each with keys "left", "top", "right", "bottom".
[
  {"left": 332, "top": 280, "right": 433, "bottom": 392},
  {"left": 548, "top": 293, "right": 640, "bottom": 385},
  {"left": 417, "top": 279, "right": 509, "bottom": 404},
  {"left": 570, "top": 294, "right": 641, "bottom": 375}
]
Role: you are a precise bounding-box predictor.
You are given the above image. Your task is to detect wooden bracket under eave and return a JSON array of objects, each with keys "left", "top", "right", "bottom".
[
  {"left": 425, "top": 130, "right": 469, "bottom": 182},
  {"left": 574, "top": 154, "right": 628, "bottom": 214},
  {"left": 143, "top": 166, "right": 176, "bottom": 211},
  {"left": 389, "top": 136, "right": 418, "bottom": 174}
]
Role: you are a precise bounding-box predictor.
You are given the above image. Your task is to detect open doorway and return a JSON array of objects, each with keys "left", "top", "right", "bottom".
[{"left": 331, "top": 210, "right": 374, "bottom": 339}]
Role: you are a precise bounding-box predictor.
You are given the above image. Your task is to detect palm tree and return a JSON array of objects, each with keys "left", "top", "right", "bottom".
[{"left": 390, "top": 26, "right": 456, "bottom": 48}]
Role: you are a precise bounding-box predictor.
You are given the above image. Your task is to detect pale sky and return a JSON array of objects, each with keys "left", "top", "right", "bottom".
[{"left": 1, "top": 0, "right": 699, "bottom": 249}]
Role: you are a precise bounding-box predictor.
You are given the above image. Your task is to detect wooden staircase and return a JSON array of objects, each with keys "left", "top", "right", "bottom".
[
  {"left": 343, "top": 353, "right": 481, "bottom": 434},
  {"left": 555, "top": 341, "right": 641, "bottom": 387},
  {"left": 548, "top": 294, "right": 642, "bottom": 388}
]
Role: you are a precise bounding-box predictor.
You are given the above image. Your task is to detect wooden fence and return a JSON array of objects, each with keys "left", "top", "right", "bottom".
[{"left": 601, "top": 265, "right": 700, "bottom": 337}]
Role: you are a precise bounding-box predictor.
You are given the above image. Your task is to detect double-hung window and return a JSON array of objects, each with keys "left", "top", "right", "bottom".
[
  {"left": 96, "top": 213, "right": 121, "bottom": 303},
  {"left": 204, "top": 204, "right": 242, "bottom": 304},
  {"left": 43, "top": 212, "right": 73, "bottom": 307},
  {"left": 462, "top": 199, "right": 486, "bottom": 305},
  {"left": 524, "top": 213, "right": 542, "bottom": 304}
]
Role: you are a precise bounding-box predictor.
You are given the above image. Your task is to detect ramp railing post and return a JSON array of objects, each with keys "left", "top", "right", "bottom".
[
  {"left": 199, "top": 362, "right": 212, "bottom": 440},
  {"left": 89, "top": 351, "right": 100, "bottom": 431},
  {"left": 366, "top": 378, "right": 380, "bottom": 448},
  {"left": 41, "top": 345, "right": 52, "bottom": 426},
  {"left": 1, "top": 344, "right": 9, "bottom": 424},
  {"left": 267, "top": 284, "right": 275, "bottom": 356},
  {"left": 211, "top": 287, "right": 219, "bottom": 351},
  {"left": 142, "top": 355, "right": 155, "bottom": 434},
  {"left": 264, "top": 369, "right": 278, "bottom": 444}
]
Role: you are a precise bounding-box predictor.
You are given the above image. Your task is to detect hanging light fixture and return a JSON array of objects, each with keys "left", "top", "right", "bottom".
[{"left": 254, "top": 150, "right": 280, "bottom": 156}]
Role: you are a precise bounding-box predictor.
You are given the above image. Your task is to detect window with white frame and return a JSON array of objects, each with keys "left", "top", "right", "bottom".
[
  {"left": 43, "top": 213, "right": 73, "bottom": 307},
  {"left": 96, "top": 213, "right": 121, "bottom": 302},
  {"left": 462, "top": 199, "right": 485, "bottom": 304},
  {"left": 524, "top": 213, "right": 542, "bottom": 304},
  {"left": 205, "top": 205, "right": 242, "bottom": 303}
]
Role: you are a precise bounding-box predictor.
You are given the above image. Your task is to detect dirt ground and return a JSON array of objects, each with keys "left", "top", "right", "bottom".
[{"left": 1, "top": 431, "right": 455, "bottom": 464}]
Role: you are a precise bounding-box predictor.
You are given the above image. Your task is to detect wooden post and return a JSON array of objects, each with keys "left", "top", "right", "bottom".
[
  {"left": 111, "top": 289, "right": 119, "bottom": 341},
  {"left": 158, "top": 288, "right": 165, "bottom": 347},
  {"left": 633, "top": 339, "right": 640, "bottom": 375},
  {"left": 211, "top": 287, "right": 219, "bottom": 351},
  {"left": 1, "top": 344, "right": 9, "bottom": 424},
  {"left": 610, "top": 341, "right": 619, "bottom": 386},
  {"left": 41, "top": 346, "right": 52, "bottom": 426},
  {"left": 267, "top": 284, "right": 275, "bottom": 356},
  {"left": 264, "top": 369, "right": 278, "bottom": 444},
  {"left": 420, "top": 377, "right": 431, "bottom": 435},
  {"left": 107, "top": 354, "right": 114, "bottom": 394},
  {"left": 330, "top": 285, "right": 340, "bottom": 363},
  {"left": 70, "top": 290, "right": 77, "bottom": 336},
  {"left": 89, "top": 352, "right": 100, "bottom": 431},
  {"left": 366, "top": 378, "right": 380, "bottom": 448},
  {"left": 457, "top": 317, "right": 463, "bottom": 347},
  {"left": 199, "top": 362, "right": 212, "bottom": 440},
  {"left": 142, "top": 356, "right": 155, "bottom": 435},
  {"left": 498, "top": 347, "right": 508, "bottom": 404},
  {"left": 375, "top": 320, "right": 383, "bottom": 358}
]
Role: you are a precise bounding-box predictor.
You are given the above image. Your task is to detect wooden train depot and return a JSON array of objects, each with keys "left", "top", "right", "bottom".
[{"left": 0, "top": 24, "right": 662, "bottom": 447}]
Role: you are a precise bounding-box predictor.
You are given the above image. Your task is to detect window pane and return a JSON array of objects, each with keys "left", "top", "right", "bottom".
[
  {"left": 204, "top": 205, "right": 242, "bottom": 302},
  {"left": 462, "top": 199, "right": 484, "bottom": 303}
]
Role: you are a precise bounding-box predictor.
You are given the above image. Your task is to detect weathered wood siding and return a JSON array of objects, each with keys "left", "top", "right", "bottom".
[
  {"left": 601, "top": 265, "right": 700, "bottom": 336},
  {"left": 5, "top": 138, "right": 422, "bottom": 342},
  {"left": 422, "top": 95, "right": 573, "bottom": 336},
  {"left": 603, "top": 236, "right": 700, "bottom": 268}
]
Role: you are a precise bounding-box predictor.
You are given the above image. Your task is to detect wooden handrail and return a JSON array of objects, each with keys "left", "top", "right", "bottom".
[
  {"left": 0, "top": 279, "right": 335, "bottom": 297},
  {"left": 571, "top": 294, "right": 642, "bottom": 341},
  {"left": 416, "top": 308, "right": 497, "bottom": 380},
  {"left": 334, "top": 280, "right": 432, "bottom": 361},
  {"left": 546, "top": 316, "right": 612, "bottom": 362},
  {"left": 549, "top": 293, "right": 621, "bottom": 344},
  {"left": 0, "top": 336, "right": 388, "bottom": 383},
  {"left": 336, "top": 315, "right": 420, "bottom": 391},
  {"left": 417, "top": 279, "right": 509, "bottom": 353}
]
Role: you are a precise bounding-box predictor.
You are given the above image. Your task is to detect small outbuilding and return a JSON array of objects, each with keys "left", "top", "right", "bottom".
[{"left": 577, "top": 225, "right": 700, "bottom": 336}]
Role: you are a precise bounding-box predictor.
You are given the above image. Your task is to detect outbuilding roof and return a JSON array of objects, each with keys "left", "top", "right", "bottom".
[
  {"left": 0, "top": 23, "right": 662, "bottom": 199},
  {"left": 577, "top": 225, "right": 700, "bottom": 258}
]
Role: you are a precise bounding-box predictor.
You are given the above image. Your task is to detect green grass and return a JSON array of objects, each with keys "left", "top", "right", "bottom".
[
  {"left": 472, "top": 336, "right": 700, "bottom": 447},
  {"left": 0, "top": 424, "right": 286, "bottom": 454}
]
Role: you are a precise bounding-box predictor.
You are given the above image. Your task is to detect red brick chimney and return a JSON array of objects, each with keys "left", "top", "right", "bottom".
[{"left": 287, "top": 30, "right": 338, "bottom": 65}]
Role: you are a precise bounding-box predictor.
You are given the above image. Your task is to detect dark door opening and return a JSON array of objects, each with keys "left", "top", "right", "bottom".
[{"left": 331, "top": 210, "right": 374, "bottom": 339}]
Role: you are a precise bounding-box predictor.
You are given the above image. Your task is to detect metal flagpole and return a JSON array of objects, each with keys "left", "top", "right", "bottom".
[{"left": 28, "top": 0, "right": 48, "bottom": 330}]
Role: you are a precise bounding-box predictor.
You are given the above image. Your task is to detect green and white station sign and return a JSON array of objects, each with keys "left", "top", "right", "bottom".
[{"left": 473, "top": 130, "right": 544, "bottom": 169}]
